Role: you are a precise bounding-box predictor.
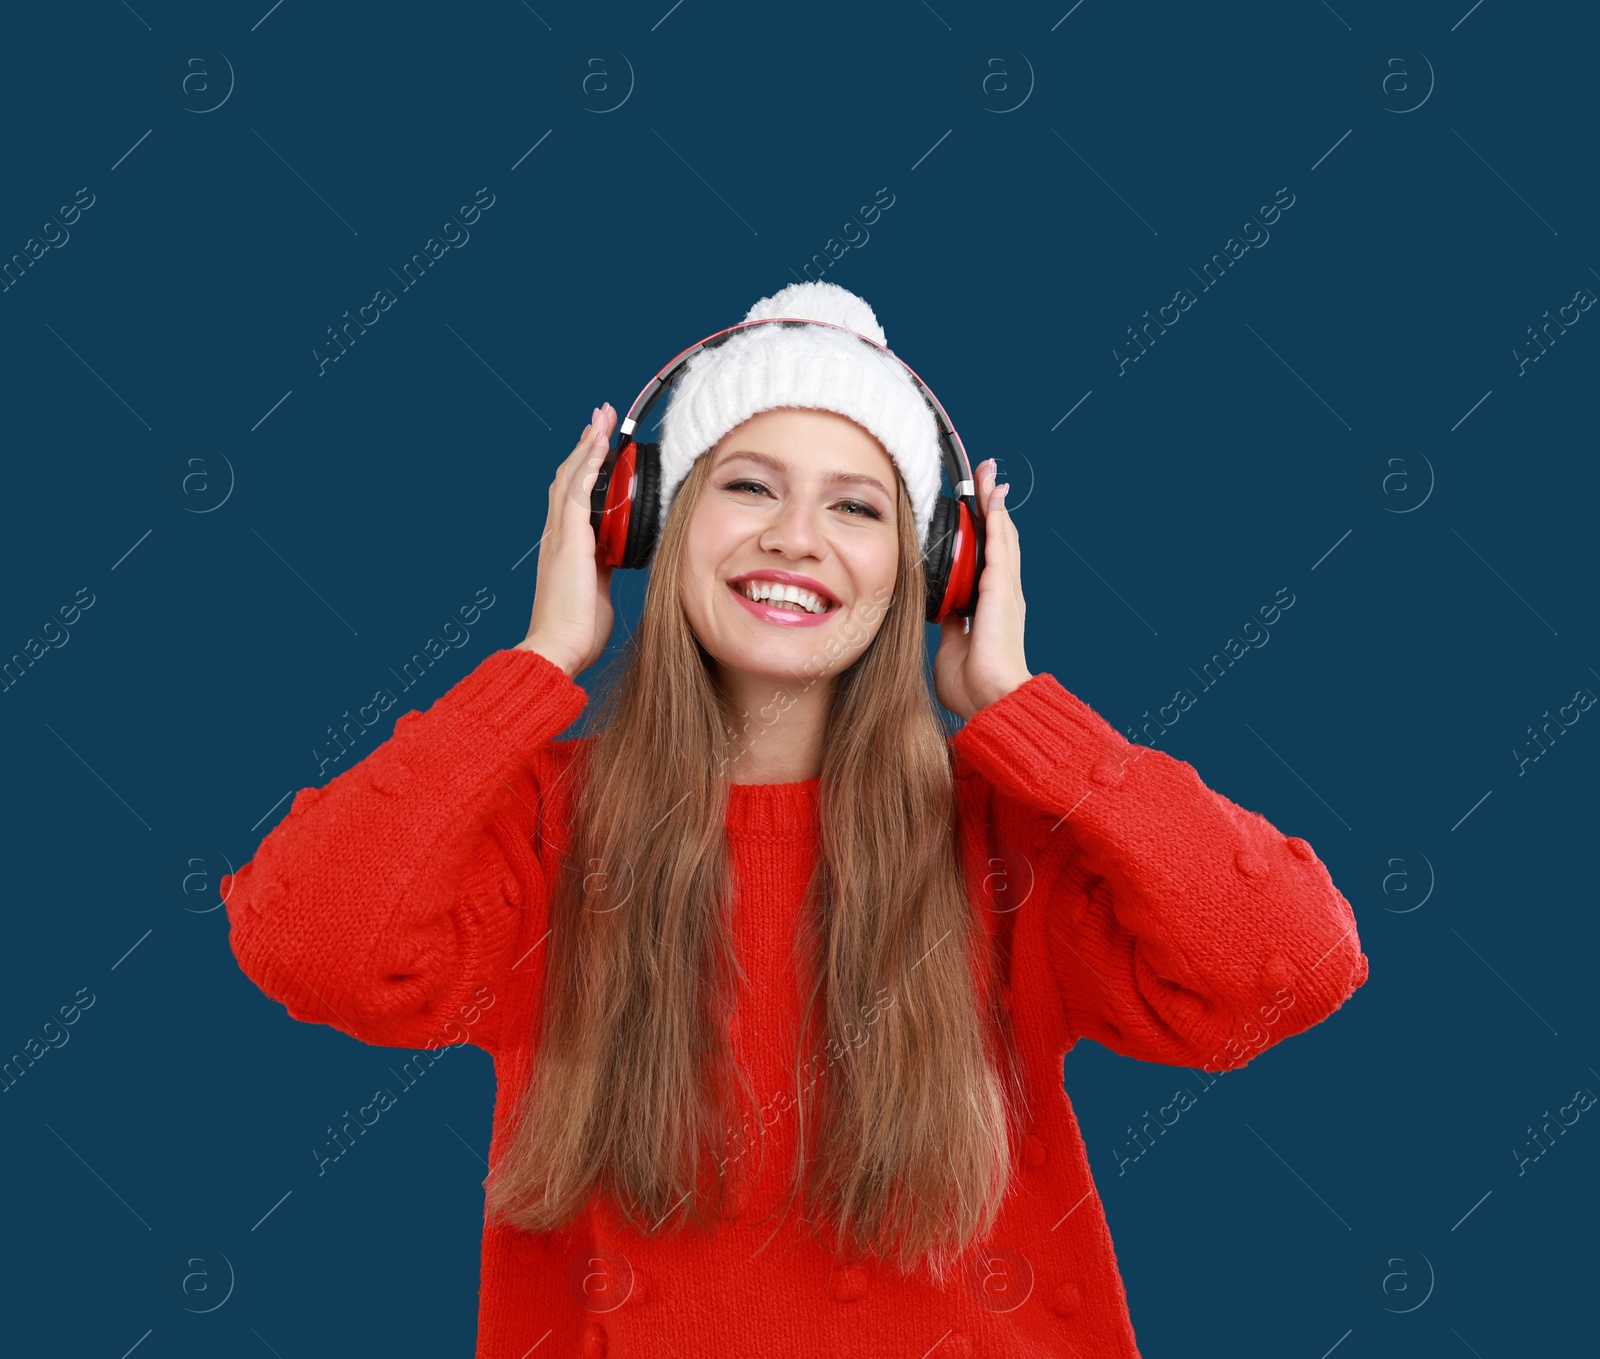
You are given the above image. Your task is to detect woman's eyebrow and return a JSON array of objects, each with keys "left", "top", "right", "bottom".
[{"left": 718, "top": 448, "right": 892, "bottom": 499}]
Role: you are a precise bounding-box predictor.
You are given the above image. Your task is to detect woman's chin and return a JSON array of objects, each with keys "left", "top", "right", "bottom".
[
  {"left": 719, "top": 651, "right": 815, "bottom": 685},
  {"left": 712, "top": 637, "right": 843, "bottom": 686}
]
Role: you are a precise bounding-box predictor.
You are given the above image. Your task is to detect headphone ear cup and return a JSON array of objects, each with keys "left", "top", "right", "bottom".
[
  {"left": 621, "top": 441, "right": 662, "bottom": 569},
  {"left": 923, "top": 495, "right": 959, "bottom": 622},
  {"left": 925, "top": 494, "right": 984, "bottom": 624}
]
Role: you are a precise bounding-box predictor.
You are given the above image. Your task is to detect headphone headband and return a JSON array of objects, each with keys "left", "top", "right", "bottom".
[
  {"left": 617, "top": 317, "right": 978, "bottom": 504},
  {"left": 594, "top": 315, "right": 986, "bottom": 622}
]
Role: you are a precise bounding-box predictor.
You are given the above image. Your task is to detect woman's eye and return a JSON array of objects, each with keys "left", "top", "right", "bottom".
[{"left": 724, "top": 480, "right": 882, "bottom": 521}]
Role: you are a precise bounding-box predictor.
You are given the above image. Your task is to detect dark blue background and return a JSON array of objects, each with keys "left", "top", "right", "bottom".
[{"left": 2, "top": 2, "right": 1594, "bottom": 1354}]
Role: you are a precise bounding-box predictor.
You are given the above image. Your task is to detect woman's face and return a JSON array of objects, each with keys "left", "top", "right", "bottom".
[{"left": 678, "top": 407, "right": 901, "bottom": 688}]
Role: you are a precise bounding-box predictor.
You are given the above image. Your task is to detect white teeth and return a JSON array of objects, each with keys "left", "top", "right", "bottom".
[{"left": 736, "top": 580, "right": 829, "bottom": 614}]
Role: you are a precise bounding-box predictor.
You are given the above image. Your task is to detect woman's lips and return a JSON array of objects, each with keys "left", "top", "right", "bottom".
[{"left": 727, "top": 581, "right": 837, "bottom": 628}]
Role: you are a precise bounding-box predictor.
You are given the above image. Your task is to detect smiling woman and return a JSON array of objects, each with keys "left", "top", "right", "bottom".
[{"left": 222, "top": 281, "right": 1369, "bottom": 1359}]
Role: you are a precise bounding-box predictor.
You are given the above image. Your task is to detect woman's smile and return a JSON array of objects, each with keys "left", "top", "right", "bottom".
[{"left": 726, "top": 576, "right": 841, "bottom": 627}]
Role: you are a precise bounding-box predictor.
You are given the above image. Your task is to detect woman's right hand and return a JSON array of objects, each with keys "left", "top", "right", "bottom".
[{"left": 517, "top": 403, "right": 619, "bottom": 679}]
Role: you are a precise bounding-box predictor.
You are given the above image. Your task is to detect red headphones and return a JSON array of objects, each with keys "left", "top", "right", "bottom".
[{"left": 588, "top": 317, "right": 987, "bottom": 624}]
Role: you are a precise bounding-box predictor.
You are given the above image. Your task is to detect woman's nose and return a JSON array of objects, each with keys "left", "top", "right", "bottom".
[{"left": 761, "top": 497, "right": 823, "bottom": 556}]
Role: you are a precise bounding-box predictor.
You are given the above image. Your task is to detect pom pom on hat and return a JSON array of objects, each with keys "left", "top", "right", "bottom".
[
  {"left": 743, "top": 280, "right": 888, "bottom": 345},
  {"left": 655, "top": 282, "right": 944, "bottom": 545}
]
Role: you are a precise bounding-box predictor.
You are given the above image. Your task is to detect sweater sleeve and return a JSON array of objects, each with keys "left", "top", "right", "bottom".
[
  {"left": 949, "top": 672, "right": 1369, "bottom": 1072},
  {"left": 221, "top": 646, "right": 587, "bottom": 1057}
]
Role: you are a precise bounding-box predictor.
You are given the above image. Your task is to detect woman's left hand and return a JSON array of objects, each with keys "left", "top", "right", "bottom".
[{"left": 933, "top": 458, "right": 1033, "bottom": 721}]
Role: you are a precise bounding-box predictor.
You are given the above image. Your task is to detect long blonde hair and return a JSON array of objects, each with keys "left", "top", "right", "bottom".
[{"left": 483, "top": 451, "right": 1028, "bottom": 1282}]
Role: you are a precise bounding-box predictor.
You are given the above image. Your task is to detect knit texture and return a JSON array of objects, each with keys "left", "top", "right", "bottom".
[
  {"left": 222, "top": 647, "right": 1369, "bottom": 1358},
  {"left": 656, "top": 281, "right": 945, "bottom": 545}
]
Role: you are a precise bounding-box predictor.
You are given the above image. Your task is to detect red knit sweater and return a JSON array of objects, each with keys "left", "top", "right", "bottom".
[{"left": 222, "top": 646, "right": 1369, "bottom": 1358}]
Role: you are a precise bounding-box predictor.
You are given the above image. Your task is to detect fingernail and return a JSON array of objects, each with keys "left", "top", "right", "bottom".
[{"left": 990, "top": 457, "right": 1010, "bottom": 488}]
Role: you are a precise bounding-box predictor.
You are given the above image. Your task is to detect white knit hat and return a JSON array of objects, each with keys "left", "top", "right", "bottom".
[{"left": 655, "top": 282, "right": 944, "bottom": 545}]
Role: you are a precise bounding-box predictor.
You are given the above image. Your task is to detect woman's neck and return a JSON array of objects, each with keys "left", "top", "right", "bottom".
[{"left": 718, "top": 669, "right": 833, "bottom": 785}]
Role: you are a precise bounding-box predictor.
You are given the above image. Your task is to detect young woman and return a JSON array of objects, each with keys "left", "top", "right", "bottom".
[{"left": 223, "top": 286, "right": 1369, "bottom": 1358}]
